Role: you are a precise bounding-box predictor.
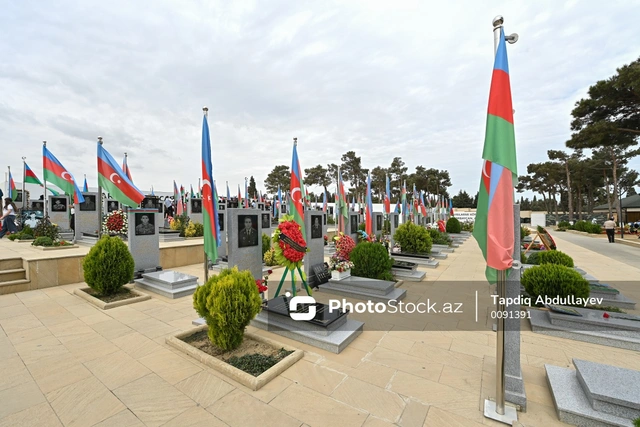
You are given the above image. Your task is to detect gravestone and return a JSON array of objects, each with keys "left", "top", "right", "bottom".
[
  {"left": 188, "top": 198, "right": 203, "bottom": 224},
  {"left": 128, "top": 209, "right": 160, "bottom": 274},
  {"left": 373, "top": 212, "right": 384, "bottom": 237},
  {"left": 389, "top": 213, "right": 399, "bottom": 248},
  {"left": 75, "top": 192, "right": 101, "bottom": 243},
  {"left": 261, "top": 212, "right": 271, "bottom": 231},
  {"left": 304, "top": 212, "right": 326, "bottom": 287},
  {"left": 48, "top": 195, "right": 70, "bottom": 230},
  {"left": 105, "top": 199, "right": 120, "bottom": 213},
  {"left": 349, "top": 213, "right": 359, "bottom": 242},
  {"left": 216, "top": 207, "right": 227, "bottom": 259},
  {"left": 226, "top": 208, "right": 262, "bottom": 280}
]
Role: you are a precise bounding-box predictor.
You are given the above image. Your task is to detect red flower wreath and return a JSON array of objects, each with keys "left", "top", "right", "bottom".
[{"left": 272, "top": 215, "right": 308, "bottom": 270}]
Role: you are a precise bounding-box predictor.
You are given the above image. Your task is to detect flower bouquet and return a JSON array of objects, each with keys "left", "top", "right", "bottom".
[
  {"left": 333, "top": 232, "right": 356, "bottom": 260},
  {"left": 329, "top": 253, "right": 354, "bottom": 280},
  {"left": 102, "top": 210, "right": 128, "bottom": 236},
  {"left": 272, "top": 215, "right": 308, "bottom": 271}
]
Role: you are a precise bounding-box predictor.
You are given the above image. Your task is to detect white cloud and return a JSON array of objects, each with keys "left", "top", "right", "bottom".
[{"left": 1, "top": 0, "right": 639, "bottom": 199}]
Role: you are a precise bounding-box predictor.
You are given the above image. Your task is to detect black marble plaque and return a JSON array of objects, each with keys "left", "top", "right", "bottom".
[
  {"left": 263, "top": 295, "right": 347, "bottom": 328},
  {"left": 392, "top": 260, "right": 417, "bottom": 270}
]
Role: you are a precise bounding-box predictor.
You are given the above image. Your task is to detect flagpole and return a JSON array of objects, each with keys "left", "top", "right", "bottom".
[
  {"left": 97, "top": 137, "right": 104, "bottom": 238},
  {"left": 21, "top": 157, "right": 27, "bottom": 209},
  {"left": 484, "top": 15, "right": 518, "bottom": 425},
  {"left": 203, "top": 107, "right": 209, "bottom": 281},
  {"left": 42, "top": 141, "right": 48, "bottom": 219}
]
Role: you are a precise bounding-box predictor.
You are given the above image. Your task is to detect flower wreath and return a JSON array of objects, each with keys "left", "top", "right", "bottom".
[
  {"left": 272, "top": 214, "right": 309, "bottom": 271},
  {"left": 102, "top": 209, "right": 128, "bottom": 235}
]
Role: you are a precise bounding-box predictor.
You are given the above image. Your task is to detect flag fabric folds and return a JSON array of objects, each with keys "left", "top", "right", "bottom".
[
  {"left": 401, "top": 181, "right": 407, "bottom": 220},
  {"left": 202, "top": 114, "right": 220, "bottom": 262},
  {"left": 122, "top": 155, "right": 133, "bottom": 182},
  {"left": 384, "top": 174, "right": 391, "bottom": 214},
  {"left": 289, "top": 141, "right": 306, "bottom": 240},
  {"left": 472, "top": 27, "right": 518, "bottom": 284},
  {"left": 83, "top": 176, "right": 88, "bottom": 193},
  {"left": 8, "top": 170, "right": 17, "bottom": 200},
  {"left": 24, "top": 163, "right": 42, "bottom": 185},
  {"left": 365, "top": 172, "right": 373, "bottom": 237},
  {"left": 97, "top": 143, "right": 143, "bottom": 207},
  {"left": 43, "top": 146, "right": 84, "bottom": 204},
  {"left": 337, "top": 171, "right": 349, "bottom": 232},
  {"left": 244, "top": 179, "right": 249, "bottom": 208},
  {"left": 322, "top": 191, "right": 327, "bottom": 213}
]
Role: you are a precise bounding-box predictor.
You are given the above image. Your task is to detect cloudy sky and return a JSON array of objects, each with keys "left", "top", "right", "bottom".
[{"left": 2, "top": 0, "right": 639, "bottom": 199}]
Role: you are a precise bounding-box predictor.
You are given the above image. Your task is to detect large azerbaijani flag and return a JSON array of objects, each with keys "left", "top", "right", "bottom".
[
  {"left": 365, "top": 172, "right": 373, "bottom": 236},
  {"left": 289, "top": 141, "right": 306, "bottom": 240},
  {"left": 384, "top": 174, "right": 391, "bottom": 214},
  {"left": 43, "top": 146, "right": 84, "bottom": 203},
  {"left": 473, "top": 27, "right": 518, "bottom": 284},
  {"left": 97, "top": 143, "right": 144, "bottom": 207},
  {"left": 202, "top": 114, "right": 220, "bottom": 262}
]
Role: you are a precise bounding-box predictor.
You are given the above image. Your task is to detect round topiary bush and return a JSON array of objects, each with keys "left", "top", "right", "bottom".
[
  {"left": 535, "top": 250, "right": 574, "bottom": 267},
  {"left": 350, "top": 242, "right": 394, "bottom": 281},
  {"left": 193, "top": 267, "right": 262, "bottom": 351},
  {"left": 521, "top": 264, "right": 589, "bottom": 301},
  {"left": 445, "top": 217, "right": 461, "bottom": 234},
  {"left": 82, "top": 235, "right": 134, "bottom": 296},
  {"left": 393, "top": 222, "right": 432, "bottom": 254},
  {"left": 428, "top": 229, "right": 452, "bottom": 246},
  {"left": 32, "top": 236, "right": 53, "bottom": 247}
]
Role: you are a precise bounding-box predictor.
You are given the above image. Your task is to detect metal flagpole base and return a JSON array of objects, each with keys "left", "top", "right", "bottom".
[{"left": 484, "top": 400, "right": 517, "bottom": 424}]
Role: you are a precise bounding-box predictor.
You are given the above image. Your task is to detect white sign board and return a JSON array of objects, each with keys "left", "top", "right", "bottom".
[{"left": 453, "top": 211, "right": 476, "bottom": 223}]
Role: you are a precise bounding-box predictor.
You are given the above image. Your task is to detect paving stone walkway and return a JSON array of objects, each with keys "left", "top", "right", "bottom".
[{"left": 1, "top": 232, "right": 639, "bottom": 426}]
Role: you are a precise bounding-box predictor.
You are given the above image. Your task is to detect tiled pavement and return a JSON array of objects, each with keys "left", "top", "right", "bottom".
[{"left": 1, "top": 232, "right": 639, "bottom": 426}]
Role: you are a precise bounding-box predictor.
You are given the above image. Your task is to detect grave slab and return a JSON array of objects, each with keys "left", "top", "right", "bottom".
[
  {"left": 135, "top": 270, "right": 198, "bottom": 299},
  {"left": 319, "top": 275, "right": 406, "bottom": 303},
  {"left": 392, "top": 254, "right": 439, "bottom": 268}
]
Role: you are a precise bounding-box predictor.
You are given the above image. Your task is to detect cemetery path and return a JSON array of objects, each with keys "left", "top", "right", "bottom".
[{"left": 548, "top": 230, "right": 640, "bottom": 270}]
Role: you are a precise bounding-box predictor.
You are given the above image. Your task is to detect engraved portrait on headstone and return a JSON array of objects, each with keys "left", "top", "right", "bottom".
[
  {"left": 142, "top": 197, "right": 158, "bottom": 210},
  {"left": 376, "top": 215, "right": 383, "bottom": 232},
  {"left": 107, "top": 200, "right": 119, "bottom": 212},
  {"left": 218, "top": 213, "right": 224, "bottom": 231},
  {"left": 191, "top": 199, "right": 202, "bottom": 213},
  {"left": 311, "top": 215, "right": 322, "bottom": 239},
  {"left": 350, "top": 215, "right": 358, "bottom": 234},
  {"left": 238, "top": 215, "right": 258, "bottom": 248},
  {"left": 394, "top": 215, "right": 399, "bottom": 228},
  {"left": 218, "top": 203, "right": 226, "bottom": 211},
  {"left": 32, "top": 201, "right": 44, "bottom": 211},
  {"left": 135, "top": 213, "right": 155, "bottom": 236},
  {"left": 261, "top": 213, "right": 270, "bottom": 229},
  {"left": 51, "top": 197, "right": 67, "bottom": 212},
  {"left": 79, "top": 195, "right": 96, "bottom": 211}
]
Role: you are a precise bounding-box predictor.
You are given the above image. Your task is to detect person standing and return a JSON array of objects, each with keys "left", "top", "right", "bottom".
[
  {"left": 0, "top": 198, "right": 18, "bottom": 238},
  {"left": 604, "top": 217, "right": 616, "bottom": 243}
]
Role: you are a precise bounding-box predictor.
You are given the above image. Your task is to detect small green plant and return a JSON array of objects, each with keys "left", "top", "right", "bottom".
[
  {"left": 525, "top": 251, "right": 540, "bottom": 265},
  {"left": 184, "top": 221, "right": 204, "bottom": 237},
  {"left": 169, "top": 213, "right": 190, "bottom": 236},
  {"left": 193, "top": 267, "right": 262, "bottom": 351},
  {"left": 32, "top": 236, "right": 53, "bottom": 247},
  {"left": 535, "top": 250, "right": 574, "bottom": 267},
  {"left": 227, "top": 348, "right": 294, "bottom": 377},
  {"left": 520, "top": 226, "right": 531, "bottom": 240},
  {"left": 263, "top": 247, "right": 277, "bottom": 266},
  {"left": 383, "top": 219, "right": 391, "bottom": 234},
  {"left": 521, "top": 251, "right": 528, "bottom": 264},
  {"left": 557, "top": 220, "right": 570, "bottom": 228},
  {"left": 82, "top": 235, "right": 135, "bottom": 296},
  {"left": 445, "top": 217, "right": 461, "bottom": 233},
  {"left": 33, "top": 218, "right": 59, "bottom": 241},
  {"left": 521, "top": 264, "right": 589, "bottom": 302},
  {"left": 461, "top": 222, "right": 474, "bottom": 232},
  {"left": 632, "top": 417, "right": 640, "bottom": 427},
  {"left": 262, "top": 233, "right": 271, "bottom": 257},
  {"left": 586, "top": 223, "right": 602, "bottom": 234},
  {"left": 428, "top": 229, "right": 452, "bottom": 246},
  {"left": 327, "top": 215, "right": 335, "bottom": 225},
  {"left": 350, "top": 241, "right": 394, "bottom": 281},
  {"left": 393, "top": 222, "right": 432, "bottom": 254}
]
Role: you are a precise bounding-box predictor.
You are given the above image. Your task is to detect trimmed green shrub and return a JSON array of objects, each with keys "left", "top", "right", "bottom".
[
  {"left": 428, "top": 229, "right": 452, "bottom": 246},
  {"left": 446, "top": 217, "right": 461, "bottom": 233},
  {"left": 33, "top": 218, "right": 59, "bottom": 241},
  {"left": 82, "top": 235, "right": 135, "bottom": 296},
  {"left": 263, "top": 247, "right": 277, "bottom": 266},
  {"left": 20, "top": 224, "right": 33, "bottom": 235},
  {"left": 572, "top": 220, "right": 588, "bottom": 232},
  {"left": 193, "top": 267, "right": 262, "bottom": 351},
  {"left": 535, "top": 250, "right": 574, "bottom": 267},
  {"left": 521, "top": 264, "right": 589, "bottom": 302},
  {"left": 184, "top": 221, "right": 204, "bottom": 237},
  {"left": 521, "top": 226, "right": 531, "bottom": 240},
  {"left": 586, "top": 223, "right": 602, "bottom": 234},
  {"left": 350, "top": 242, "right": 394, "bottom": 281},
  {"left": 525, "top": 251, "right": 540, "bottom": 265},
  {"left": 32, "top": 236, "right": 53, "bottom": 247},
  {"left": 393, "top": 222, "right": 432, "bottom": 254},
  {"left": 262, "top": 233, "right": 271, "bottom": 257},
  {"left": 383, "top": 219, "right": 391, "bottom": 234},
  {"left": 520, "top": 251, "right": 528, "bottom": 264},
  {"left": 169, "top": 213, "right": 189, "bottom": 237},
  {"left": 557, "top": 220, "right": 570, "bottom": 228},
  {"left": 327, "top": 215, "right": 335, "bottom": 225}
]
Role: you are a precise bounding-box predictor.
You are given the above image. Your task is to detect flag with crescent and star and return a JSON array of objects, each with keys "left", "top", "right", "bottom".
[
  {"left": 43, "top": 146, "right": 84, "bottom": 203},
  {"left": 473, "top": 27, "right": 517, "bottom": 284},
  {"left": 97, "top": 143, "right": 143, "bottom": 207},
  {"left": 201, "top": 113, "right": 220, "bottom": 262},
  {"left": 289, "top": 140, "right": 306, "bottom": 240}
]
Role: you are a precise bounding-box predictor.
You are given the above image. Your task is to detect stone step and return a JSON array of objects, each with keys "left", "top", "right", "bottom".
[
  {"left": 584, "top": 274, "right": 600, "bottom": 284},
  {"left": 0, "top": 279, "right": 31, "bottom": 295},
  {"left": 0, "top": 258, "right": 22, "bottom": 270},
  {"left": 545, "top": 364, "right": 634, "bottom": 427},
  {"left": 430, "top": 252, "right": 448, "bottom": 259},
  {"left": 392, "top": 269, "right": 426, "bottom": 282},
  {"left": 0, "top": 269, "right": 27, "bottom": 283},
  {"left": 251, "top": 312, "right": 363, "bottom": 354},
  {"left": 431, "top": 244, "right": 454, "bottom": 253},
  {"left": 327, "top": 275, "right": 396, "bottom": 296},
  {"left": 590, "top": 291, "right": 636, "bottom": 310},
  {"left": 319, "top": 282, "right": 407, "bottom": 304},
  {"left": 574, "top": 359, "right": 640, "bottom": 420}
]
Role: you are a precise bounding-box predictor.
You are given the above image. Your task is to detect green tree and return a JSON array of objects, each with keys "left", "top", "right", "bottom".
[
  {"left": 340, "top": 151, "right": 367, "bottom": 201},
  {"left": 388, "top": 157, "right": 408, "bottom": 199},
  {"left": 370, "top": 166, "right": 387, "bottom": 202},
  {"left": 304, "top": 164, "right": 333, "bottom": 193},
  {"left": 248, "top": 176, "right": 257, "bottom": 199},
  {"left": 264, "top": 165, "right": 290, "bottom": 194},
  {"left": 452, "top": 190, "right": 474, "bottom": 208}
]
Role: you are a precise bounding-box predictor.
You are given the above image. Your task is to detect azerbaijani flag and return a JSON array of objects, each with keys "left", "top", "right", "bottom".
[
  {"left": 289, "top": 141, "right": 306, "bottom": 240},
  {"left": 202, "top": 114, "right": 219, "bottom": 262},
  {"left": 338, "top": 171, "right": 349, "bottom": 232},
  {"left": 43, "top": 146, "right": 76, "bottom": 197},
  {"left": 420, "top": 191, "right": 427, "bottom": 217},
  {"left": 365, "top": 172, "right": 373, "bottom": 237},
  {"left": 97, "top": 143, "right": 143, "bottom": 207},
  {"left": 322, "top": 191, "right": 327, "bottom": 213},
  {"left": 190, "top": 185, "right": 195, "bottom": 199},
  {"left": 244, "top": 179, "right": 249, "bottom": 208},
  {"left": 237, "top": 184, "right": 242, "bottom": 205},
  {"left": 8, "top": 170, "right": 17, "bottom": 200},
  {"left": 449, "top": 198, "right": 454, "bottom": 216},
  {"left": 83, "top": 175, "right": 88, "bottom": 193},
  {"left": 401, "top": 180, "right": 407, "bottom": 219},
  {"left": 277, "top": 184, "right": 282, "bottom": 211},
  {"left": 473, "top": 27, "right": 517, "bottom": 284},
  {"left": 24, "top": 163, "right": 42, "bottom": 185},
  {"left": 122, "top": 154, "right": 133, "bottom": 182},
  {"left": 384, "top": 174, "right": 391, "bottom": 214},
  {"left": 395, "top": 199, "right": 401, "bottom": 214}
]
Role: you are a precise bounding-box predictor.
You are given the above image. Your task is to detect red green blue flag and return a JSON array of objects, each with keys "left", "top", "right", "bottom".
[
  {"left": 202, "top": 114, "right": 220, "bottom": 262},
  {"left": 473, "top": 27, "right": 518, "bottom": 284},
  {"left": 322, "top": 190, "right": 327, "bottom": 213},
  {"left": 365, "top": 172, "right": 373, "bottom": 237},
  {"left": 122, "top": 155, "right": 133, "bottom": 182},
  {"left": 8, "top": 170, "right": 17, "bottom": 200},
  {"left": 82, "top": 175, "right": 88, "bottom": 193},
  {"left": 24, "top": 163, "right": 42, "bottom": 185},
  {"left": 384, "top": 174, "right": 391, "bottom": 214},
  {"left": 43, "top": 146, "right": 84, "bottom": 203},
  {"left": 289, "top": 140, "right": 306, "bottom": 240},
  {"left": 97, "top": 143, "right": 143, "bottom": 207}
]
